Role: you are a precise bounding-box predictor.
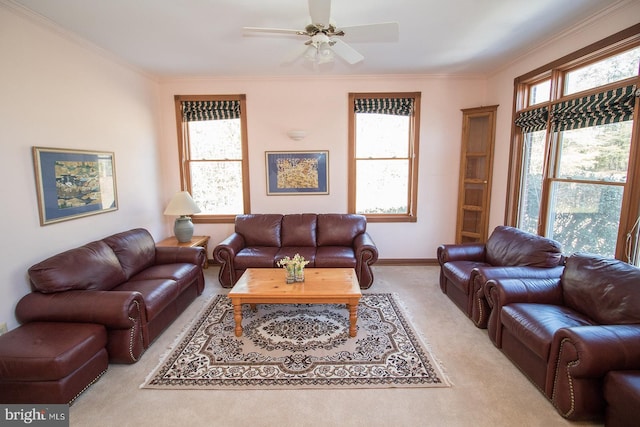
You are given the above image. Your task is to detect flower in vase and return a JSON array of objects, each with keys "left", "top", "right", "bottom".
[
  {"left": 277, "top": 253, "right": 310, "bottom": 270},
  {"left": 277, "top": 253, "right": 310, "bottom": 282}
]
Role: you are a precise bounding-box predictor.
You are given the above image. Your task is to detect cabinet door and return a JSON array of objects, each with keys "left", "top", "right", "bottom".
[{"left": 456, "top": 106, "right": 498, "bottom": 244}]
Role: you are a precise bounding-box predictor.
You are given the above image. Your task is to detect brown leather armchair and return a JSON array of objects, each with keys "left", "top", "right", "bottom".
[
  {"left": 604, "top": 371, "right": 640, "bottom": 426},
  {"left": 213, "top": 213, "right": 378, "bottom": 288},
  {"left": 484, "top": 253, "right": 640, "bottom": 421},
  {"left": 437, "top": 226, "right": 564, "bottom": 327}
]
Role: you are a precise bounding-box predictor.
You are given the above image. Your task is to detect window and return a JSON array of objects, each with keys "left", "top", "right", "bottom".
[
  {"left": 508, "top": 25, "right": 640, "bottom": 263},
  {"left": 348, "top": 92, "right": 421, "bottom": 222},
  {"left": 174, "top": 95, "right": 250, "bottom": 222}
]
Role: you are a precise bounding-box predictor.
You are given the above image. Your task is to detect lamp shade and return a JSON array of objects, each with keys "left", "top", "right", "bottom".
[{"left": 163, "top": 191, "right": 201, "bottom": 216}]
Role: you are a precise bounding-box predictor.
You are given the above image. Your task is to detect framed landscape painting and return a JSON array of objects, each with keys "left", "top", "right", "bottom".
[
  {"left": 265, "top": 151, "right": 329, "bottom": 195},
  {"left": 33, "top": 147, "right": 118, "bottom": 225}
]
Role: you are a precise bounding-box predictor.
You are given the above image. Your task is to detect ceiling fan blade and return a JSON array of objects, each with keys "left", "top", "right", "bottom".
[
  {"left": 243, "top": 27, "right": 300, "bottom": 36},
  {"left": 308, "top": 0, "right": 331, "bottom": 26},
  {"left": 331, "top": 39, "right": 364, "bottom": 65},
  {"left": 340, "top": 22, "right": 399, "bottom": 43}
]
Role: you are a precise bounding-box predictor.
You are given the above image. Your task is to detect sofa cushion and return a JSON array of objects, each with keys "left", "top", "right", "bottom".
[
  {"left": 501, "top": 303, "right": 594, "bottom": 359},
  {"left": 234, "top": 247, "right": 280, "bottom": 269},
  {"left": 443, "top": 261, "right": 489, "bottom": 293},
  {"left": 28, "top": 240, "right": 126, "bottom": 293},
  {"left": 236, "top": 214, "right": 283, "bottom": 247},
  {"left": 317, "top": 214, "right": 365, "bottom": 247},
  {"left": 129, "top": 263, "right": 201, "bottom": 294},
  {"left": 281, "top": 214, "right": 317, "bottom": 247},
  {"left": 562, "top": 253, "right": 640, "bottom": 325},
  {"left": 275, "top": 247, "right": 316, "bottom": 267},
  {"left": 103, "top": 228, "right": 156, "bottom": 279},
  {"left": 113, "top": 279, "right": 179, "bottom": 321},
  {"left": 315, "top": 247, "right": 357, "bottom": 268},
  {"left": 485, "top": 226, "right": 563, "bottom": 267}
]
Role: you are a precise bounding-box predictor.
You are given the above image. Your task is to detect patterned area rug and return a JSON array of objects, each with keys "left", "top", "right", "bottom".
[{"left": 141, "top": 293, "right": 450, "bottom": 390}]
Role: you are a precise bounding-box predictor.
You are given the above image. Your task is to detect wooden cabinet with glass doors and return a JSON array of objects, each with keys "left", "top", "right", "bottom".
[{"left": 455, "top": 105, "right": 498, "bottom": 243}]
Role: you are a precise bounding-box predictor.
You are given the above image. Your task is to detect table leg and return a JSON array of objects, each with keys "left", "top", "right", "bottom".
[
  {"left": 348, "top": 301, "right": 358, "bottom": 337},
  {"left": 232, "top": 301, "right": 243, "bottom": 337}
]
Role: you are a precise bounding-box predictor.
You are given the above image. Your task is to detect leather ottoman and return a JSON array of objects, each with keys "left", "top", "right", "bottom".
[
  {"left": 604, "top": 371, "right": 640, "bottom": 427},
  {"left": 0, "top": 322, "right": 108, "bottom": 404}
]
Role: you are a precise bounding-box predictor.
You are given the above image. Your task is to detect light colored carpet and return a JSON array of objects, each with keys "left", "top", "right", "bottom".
[
  {"left": 141, "top": 293, "right": 449, "bottom": 390},
  {"left": 69, "top": 266, "right": 603, "bottom": 427}
]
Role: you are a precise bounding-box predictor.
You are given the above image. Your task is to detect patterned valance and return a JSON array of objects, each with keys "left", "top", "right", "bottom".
[
  {"left": 515, "top": 106, "right": 549, "bottom": 132},
  {"left": 181, "top": 100, "right": 241, "bottom": 121},
  {"left": 354, "top": 97, "right": 414, "bottom": 116},
  {"left": 550, "top": 84, "right": 636, "bottom": 131}
]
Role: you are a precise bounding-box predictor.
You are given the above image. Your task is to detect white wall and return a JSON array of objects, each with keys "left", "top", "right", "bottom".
[
  {"left": 0, "top": 5, "right": 163, "bottom": 329},
  {"left": 158, "top": 75, "right": 487, "bottom": 260}
]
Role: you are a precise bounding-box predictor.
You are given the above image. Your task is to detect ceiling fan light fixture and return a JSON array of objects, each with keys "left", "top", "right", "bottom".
[
  {"left": 242, "top": 0, "right": 397, "bottom": 68},
  {"left": 317, "top": 42, "right": 334, "bottom": 64}
]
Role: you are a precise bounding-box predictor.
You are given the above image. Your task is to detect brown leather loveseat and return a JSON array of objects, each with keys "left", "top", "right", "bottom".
[
  {"left": 437, "top": 226, "right": 564, "bottom": 327},
  {"left": 484, "top": 253, "right": 640, "bottom": 421},
  {"left": 213, "top": 213, "right": 378, "bottom": 288},
  {"left": 15, "top": 228, "right": 206, "bottom": 363}
]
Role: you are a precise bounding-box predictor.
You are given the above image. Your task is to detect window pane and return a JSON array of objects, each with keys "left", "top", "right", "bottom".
[
  {"left": 564, "top": 46, "right": 640, "bottom": 95},
  {"left": 547, "top": 181, "right": 623, "bottom": 257},
  {"left": 518, "top": 130, "right": 546, "bottom": 233},
  {"left": 188, "top": 119, "right": 242, "bottom": 160},
  {"left": 529, "top": 80, "right": 551, "bottom": 105},
  {"left": 190, "top": 161, "right": 243, "bottom": 214},
  {"left": 356, "top": 159, "right": 408, "bottom": 214},
  {"left": 557, "top": 122, "right": 631, "bottom": 183},
  {"left": 355, "top": 114, "right": 409, "bottom": 158}
]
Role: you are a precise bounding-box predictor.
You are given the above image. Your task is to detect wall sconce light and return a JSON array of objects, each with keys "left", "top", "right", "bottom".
[{"left": 287, "top": 130, "right": 307, "bottom": 141}]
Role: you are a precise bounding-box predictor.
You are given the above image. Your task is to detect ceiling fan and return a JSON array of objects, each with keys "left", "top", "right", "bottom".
[{"left": 242, "top": 0, "right": 399, "bottom": 66}]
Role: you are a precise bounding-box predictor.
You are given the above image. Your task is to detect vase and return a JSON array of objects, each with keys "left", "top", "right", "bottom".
[
  {"left": 285, "top": 265, "right": 296, "bottom": 284},
  {"left": 295, "top": 266, "right": 305, "bottom": 282}
]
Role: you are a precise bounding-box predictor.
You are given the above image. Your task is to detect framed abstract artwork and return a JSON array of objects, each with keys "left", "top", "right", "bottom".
[
  {"left": 32, "top": 147, "right": 118, "bottom": 225},
  {"left": 265, "top": 151, "right": 329, "bottom": 195}
]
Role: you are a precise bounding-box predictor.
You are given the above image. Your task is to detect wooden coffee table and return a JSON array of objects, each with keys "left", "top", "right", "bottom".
[{"left": 228, "top": 268, "right": 362, "bottom": 338}]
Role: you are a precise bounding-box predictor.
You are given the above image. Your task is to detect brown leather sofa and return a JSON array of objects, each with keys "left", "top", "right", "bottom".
[
  {"left": 484, "top": 253, "right": 640, "bottom": 421},
  {"left": 15, "top": 228, "right": 206, "bottom": 364},
  {"left": 213, "top": 213, "right": 378, "bottom": 288},
  {"left": 604, "top": 370, "right": 640, "bottom": 427},
  {"left": 437, "top": 226, "right": 564, "bottom": 327}
]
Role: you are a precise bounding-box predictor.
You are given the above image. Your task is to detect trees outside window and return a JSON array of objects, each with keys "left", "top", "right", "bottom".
[
  {"left": 174, "top": 95, "right": 250, "bottom": 223},
  {"left": 348, "top": 92, "right": 421, "bottom": 222},
  {"left": 508, "top": 27, "right": 640, "bottom": 263}
]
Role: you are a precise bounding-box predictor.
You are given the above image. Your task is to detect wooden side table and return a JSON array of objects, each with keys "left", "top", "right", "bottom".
[{"left": 156, "top": 235, "right": 210, "bottom": 268}]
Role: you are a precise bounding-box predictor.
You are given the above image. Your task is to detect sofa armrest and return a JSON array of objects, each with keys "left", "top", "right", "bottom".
[
  {"left": 155, "top": 246, "right": 205, "bottom": 267},
  {"left": 354, "top": 232, "right": 378, "bottom": 264},
  {"left": 15, "top": 290, "right": 145, "bottom": 329},
  {"left": 437, "top": 243, "right": 486, "bottom": 265},
  {"left": 551, "top": 325, "right": 640, "bottom": 379},
  {"left": 353, "top": 232, "right": 378, "bottom": 289},
  {"left": 485, "top": 276, "right": 563, "bottom": 306},
  {"left": 547, "top": 324, "right": 640, "bottom": 419},
  {"left": 484, "top": 277, "right": 563, "bottom": 347},
  {"left": 470, "top": 265, "right": 565, "bottom": 328},
  {"left": 213, "top": 233, "right": 246, "bottom": 288}
]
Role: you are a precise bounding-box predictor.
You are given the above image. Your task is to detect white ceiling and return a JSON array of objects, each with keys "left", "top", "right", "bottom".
[{"left": 5, "top": 0, "right": 626, "bottom": 78}]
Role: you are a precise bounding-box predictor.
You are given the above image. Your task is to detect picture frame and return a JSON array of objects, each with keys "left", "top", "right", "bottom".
[
  {"left": 32, "top": 147, "right": 118, "bottom": 225},
  {"left": 265, "top": 151, "right": 329, "bottom": 195}
]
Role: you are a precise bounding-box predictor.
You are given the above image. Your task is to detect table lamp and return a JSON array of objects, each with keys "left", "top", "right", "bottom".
[{"left": 163, "top": 191, "right": 201, "bottom": 243}]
